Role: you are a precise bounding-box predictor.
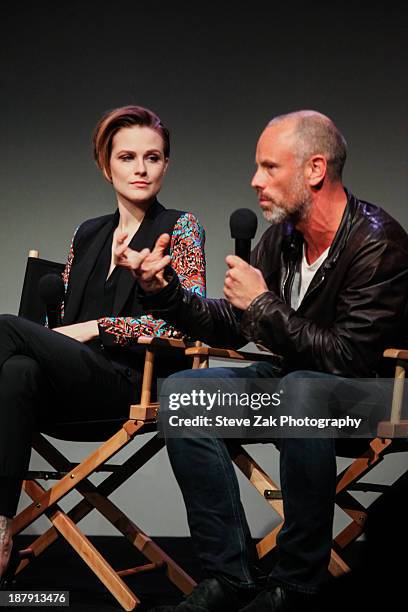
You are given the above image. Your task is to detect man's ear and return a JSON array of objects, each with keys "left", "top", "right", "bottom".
[{"left": 305, "top": 155, "right": 327, "bottom": 186}]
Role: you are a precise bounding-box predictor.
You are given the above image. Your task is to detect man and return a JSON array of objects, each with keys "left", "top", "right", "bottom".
[{"left": 116, "top": 111, "right": 408, "bottom": 611}]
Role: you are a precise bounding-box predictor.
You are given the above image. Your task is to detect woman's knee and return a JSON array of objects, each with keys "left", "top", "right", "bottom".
[
  {"left": 0, "top": 314, "right": 19, "bottom": 327},
  {"left": 0, "top": 355, "right": 43, "bottom": 390},
  {"left": 0, "top": 357, "right": 44, "bottom": 431}
]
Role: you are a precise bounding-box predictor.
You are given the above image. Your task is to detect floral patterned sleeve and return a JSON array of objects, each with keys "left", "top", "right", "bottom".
[
  {"left": 60, "top": 227, "right": 78, "bottom": 321},
  {"left": 97, "top": 213, "right": 206, "bottom": 346}
]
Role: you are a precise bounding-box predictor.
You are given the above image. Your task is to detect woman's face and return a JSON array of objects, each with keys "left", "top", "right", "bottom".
[{"left": 109, "top": 125, "right": 168, "bottom": 207}]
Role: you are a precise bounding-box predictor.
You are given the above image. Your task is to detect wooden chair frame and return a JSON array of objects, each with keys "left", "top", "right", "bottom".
[
  {"left": 12, "top": 249, "right": 198, "bottom": 610},
  {"left": 12, "top": 335, "right": 197, "bottom": 611}
]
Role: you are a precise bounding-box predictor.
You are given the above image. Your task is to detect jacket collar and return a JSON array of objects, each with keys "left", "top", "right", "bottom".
[
  {"left": 64, "top": 199, "right": 165, "bottom": 323},
  {"left": 280, "top": 189, "right": 359, "bottom": 305},
  {"left": 282, "top": 188, "right": 357, "bottom": 268},
  {"left": 113, "top": 199, "right": 165, "bottom": 313}
]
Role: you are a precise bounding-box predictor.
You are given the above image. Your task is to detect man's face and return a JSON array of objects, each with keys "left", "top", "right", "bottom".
[{"left": 251, "top": 124, "right": 311, "bottom": 226}]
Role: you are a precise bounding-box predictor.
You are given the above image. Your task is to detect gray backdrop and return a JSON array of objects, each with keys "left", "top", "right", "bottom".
[{"left": 0, "top": 3, "right": 406, "bottom": 536}]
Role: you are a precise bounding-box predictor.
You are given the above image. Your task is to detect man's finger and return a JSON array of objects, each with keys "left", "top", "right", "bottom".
[
  {"left": 224, "top": 275, "right": 233, "bottom": 289},
  {"left": 225, "top": 255, "right": 246, "bottom": 268}
]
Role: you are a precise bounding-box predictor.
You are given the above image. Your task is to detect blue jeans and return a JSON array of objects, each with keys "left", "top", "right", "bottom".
[{"left": 161, "top": 363, "right": 337, "bottom": 594}]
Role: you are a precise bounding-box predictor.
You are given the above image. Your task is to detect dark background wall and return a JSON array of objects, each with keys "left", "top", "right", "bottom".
[
  {"left": 1, "top": 2, "right": 406, "bottom": 307},
  {"left": 0, "top": 2, "right": 406, "bottom": 535}
]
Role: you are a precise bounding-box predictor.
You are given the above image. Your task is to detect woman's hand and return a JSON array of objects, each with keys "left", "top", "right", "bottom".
[
  {"left": 53, "top": 320, "right": 99, "bottom": 343},
  {"left": 114, "top": 232, "right": 171, "bottom": 293}
]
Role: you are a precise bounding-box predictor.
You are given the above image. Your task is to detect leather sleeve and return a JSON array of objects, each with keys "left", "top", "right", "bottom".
[
  {"left": 241, "top": 236, "right": 408, "bottom": 376},
  {"left": 141, "top": 271, "right": 246, "bottom": 348}
]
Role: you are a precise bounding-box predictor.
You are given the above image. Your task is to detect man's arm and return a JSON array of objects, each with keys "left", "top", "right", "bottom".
[
  {"left": 241, "top": 236, "right": 408, "bottom": 376},
  {"left": 141, "top": 271, "right": 245, "bottom": 348},
  {"left": 115, "top": 226, "right": 246, "bottom": 348}
]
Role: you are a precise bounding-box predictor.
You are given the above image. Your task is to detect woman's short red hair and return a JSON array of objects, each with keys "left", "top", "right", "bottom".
[{"left": 93, "top": 105, "right": 170, "bottom": 181}]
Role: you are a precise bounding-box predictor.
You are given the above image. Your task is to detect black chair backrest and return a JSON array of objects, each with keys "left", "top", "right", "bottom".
[
  {"left": 18, "top": 256, "right": 65, "bottom": 324},
  {"left": 18, "top": 255, "right": 120, "bottom": 440}
]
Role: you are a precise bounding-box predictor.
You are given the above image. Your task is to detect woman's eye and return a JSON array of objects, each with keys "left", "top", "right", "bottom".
[
  {"left": 147, "top": 155, "right": 160, "bottom": 162},
  {"left": 120, "top": 155, "right": 133, "bottom": 161}
]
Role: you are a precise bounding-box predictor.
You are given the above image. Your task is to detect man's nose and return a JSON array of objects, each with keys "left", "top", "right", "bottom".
[{"left": 251, "top": 168, "right": 263, "bottom": 189}]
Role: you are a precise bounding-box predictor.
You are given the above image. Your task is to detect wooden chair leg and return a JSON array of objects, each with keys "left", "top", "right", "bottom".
[
  {"left": 256, "top": 524, "right": 283, "bottom": 559},
  {"left": 232, "top": 446, "right": 356, "bottom": 573},
  {"left": 230, "top": 447, "right": 284, "bottom": 519},
  {"left": 230, "top": 445, "right": 284, "bottom": 559},
  {"left": 21, "top": 480, "right": 140, "bottom": 611},
  {"left": 336, "top": 438, "right": 392, "bottom": 494},
  {"left": 17, "top": 432, "right": 196, "bottom": 596},
  {"left": 73, "top": 480, "right": 195, "bottom": 595},
  {"left": 329, "top": 550, "right": 350, "bottom": 576},
  {"left": 17, "top": 432, "right": 164, "bottom": 568},
  {"left": 13, "top": 421, "right": 146, "bottom": 535}
]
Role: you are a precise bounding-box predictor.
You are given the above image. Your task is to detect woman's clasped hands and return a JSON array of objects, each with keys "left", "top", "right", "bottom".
[{"left": 114, "top": 231, "right": 171, "bottom": 293}]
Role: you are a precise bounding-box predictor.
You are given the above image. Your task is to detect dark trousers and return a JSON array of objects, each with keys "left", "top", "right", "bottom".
[
  {"left": 161, "top": 364, "right": 337, "bottom": 594},
  {"left": 0, "top": 314, "right": 137, "bottom": 517}
]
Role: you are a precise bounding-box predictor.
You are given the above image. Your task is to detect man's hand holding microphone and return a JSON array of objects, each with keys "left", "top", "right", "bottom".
[{"left": 115, "top": 209, "right": 269, "bottom": 310}]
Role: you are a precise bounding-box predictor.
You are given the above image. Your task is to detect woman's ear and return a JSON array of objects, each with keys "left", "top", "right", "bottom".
[{"left": 102, "top": 165, "right": 113, "bottom": 183}]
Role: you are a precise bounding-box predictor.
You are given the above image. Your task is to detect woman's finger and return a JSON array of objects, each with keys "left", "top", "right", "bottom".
[
  {"left": 141, "top": 255, "right": 171, "bottom": 280},
  {"left": 125, "top": 248, "right": 151, "bottom": 270},
  {"left": 151, "top": 233, "right": 171, "bottom": 256},
  {"left": 116, "top": 231, "right": 128, "bottom": 244}
]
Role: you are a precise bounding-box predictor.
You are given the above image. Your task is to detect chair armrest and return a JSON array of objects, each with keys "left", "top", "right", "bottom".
[
  {"left": 383, "top": 348, "right": 408, "bottom": 360},
  {"left": 137, "top": 336, "right": 194, "bottom": 351},
  {"left": 378, "top": 347, "right": 408, "bottom": 438},
  {"left": 185, "top": 346, "right": 280, "bottom": 362}
]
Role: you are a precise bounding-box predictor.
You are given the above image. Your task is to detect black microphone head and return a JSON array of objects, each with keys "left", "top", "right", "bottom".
[
  {"left": 229, "top": 208, "right": 258, "bottom": 240},
  {"left": 38, "top": 273, "right": 65, "bottom": 304}
]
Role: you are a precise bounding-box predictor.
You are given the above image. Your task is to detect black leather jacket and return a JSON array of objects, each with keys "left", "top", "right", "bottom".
[{"left": 143, "top": 192, "right": 408, "bottom": 377}]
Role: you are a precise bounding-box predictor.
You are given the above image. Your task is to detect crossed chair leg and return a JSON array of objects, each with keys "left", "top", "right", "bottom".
[{"left": 12, "top": 422, "right": 196, "bottom": 611}]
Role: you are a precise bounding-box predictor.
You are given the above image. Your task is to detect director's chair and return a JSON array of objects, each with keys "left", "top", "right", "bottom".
[
  {"left": 186, "top": 343, "right": 408, "bottom": 577},
  {"left": 11, "top": 251, "right": 197, "bottom": 611}
]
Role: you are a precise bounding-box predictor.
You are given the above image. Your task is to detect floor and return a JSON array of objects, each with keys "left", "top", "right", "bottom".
[
  {"left": 3, "top": 534, "right": 393, "bottom": 612},
  {"left": 6, "top": 536, "right": 204, "bottom": 611}
]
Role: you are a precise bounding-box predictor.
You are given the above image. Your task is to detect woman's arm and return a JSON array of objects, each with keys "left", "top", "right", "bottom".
[
  {"left": 97, "top": 212, "right": 206, "bottom": 346},
  {"left": 50, "top": 226, "right": 99, "bottom": 343},
  {"left": 53, "top": 320, "right": 99, "bottom": 342}
]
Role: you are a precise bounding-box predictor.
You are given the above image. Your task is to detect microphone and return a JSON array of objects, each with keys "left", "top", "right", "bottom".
[
  {"left": 38, "top": 273, "right": 65, "bottom": 329},
  {"left": 229, "top": 208, "right": 258, "bottom": 263}
]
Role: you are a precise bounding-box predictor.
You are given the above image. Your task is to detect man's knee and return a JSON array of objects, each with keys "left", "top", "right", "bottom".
[{"left": 280, "top": 370, "right": 337, "bottom": 419}]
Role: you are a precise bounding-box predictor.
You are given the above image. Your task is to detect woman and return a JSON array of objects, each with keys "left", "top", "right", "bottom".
[{"left": 0, "top": 105, "right": 206, "bottom": 584}]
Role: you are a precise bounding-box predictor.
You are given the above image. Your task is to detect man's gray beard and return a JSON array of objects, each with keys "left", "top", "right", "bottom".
[{"left": 263, "top": 193, "right": 312, "bottom": 226}]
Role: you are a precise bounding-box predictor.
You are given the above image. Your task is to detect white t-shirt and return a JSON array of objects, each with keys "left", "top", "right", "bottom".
[{"left": 291, "top": 244, "right": 330, "bottom": 310}]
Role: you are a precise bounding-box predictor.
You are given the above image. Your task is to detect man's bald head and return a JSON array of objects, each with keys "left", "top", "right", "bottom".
[{"left": 267, "top": 110, "right": 347, "bottom": 181}]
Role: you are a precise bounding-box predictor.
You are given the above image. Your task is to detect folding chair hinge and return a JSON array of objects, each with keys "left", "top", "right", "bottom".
[
  {"left": 264, "top": 489, "right": 283, "bottom": 500},
  {"left": 26, "top": 470, "right": 67, "bottom": 480},
  {"left": 129, "top": 404, "right": 159, "bottom": 421}
]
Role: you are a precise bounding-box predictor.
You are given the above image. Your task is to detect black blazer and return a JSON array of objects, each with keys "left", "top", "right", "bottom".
[
  {"left": 63, "top": 200, "right": 187, "bottom": 326},
  {"left": 62, "top": 200, "right": 205, "bottom": 383}
]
